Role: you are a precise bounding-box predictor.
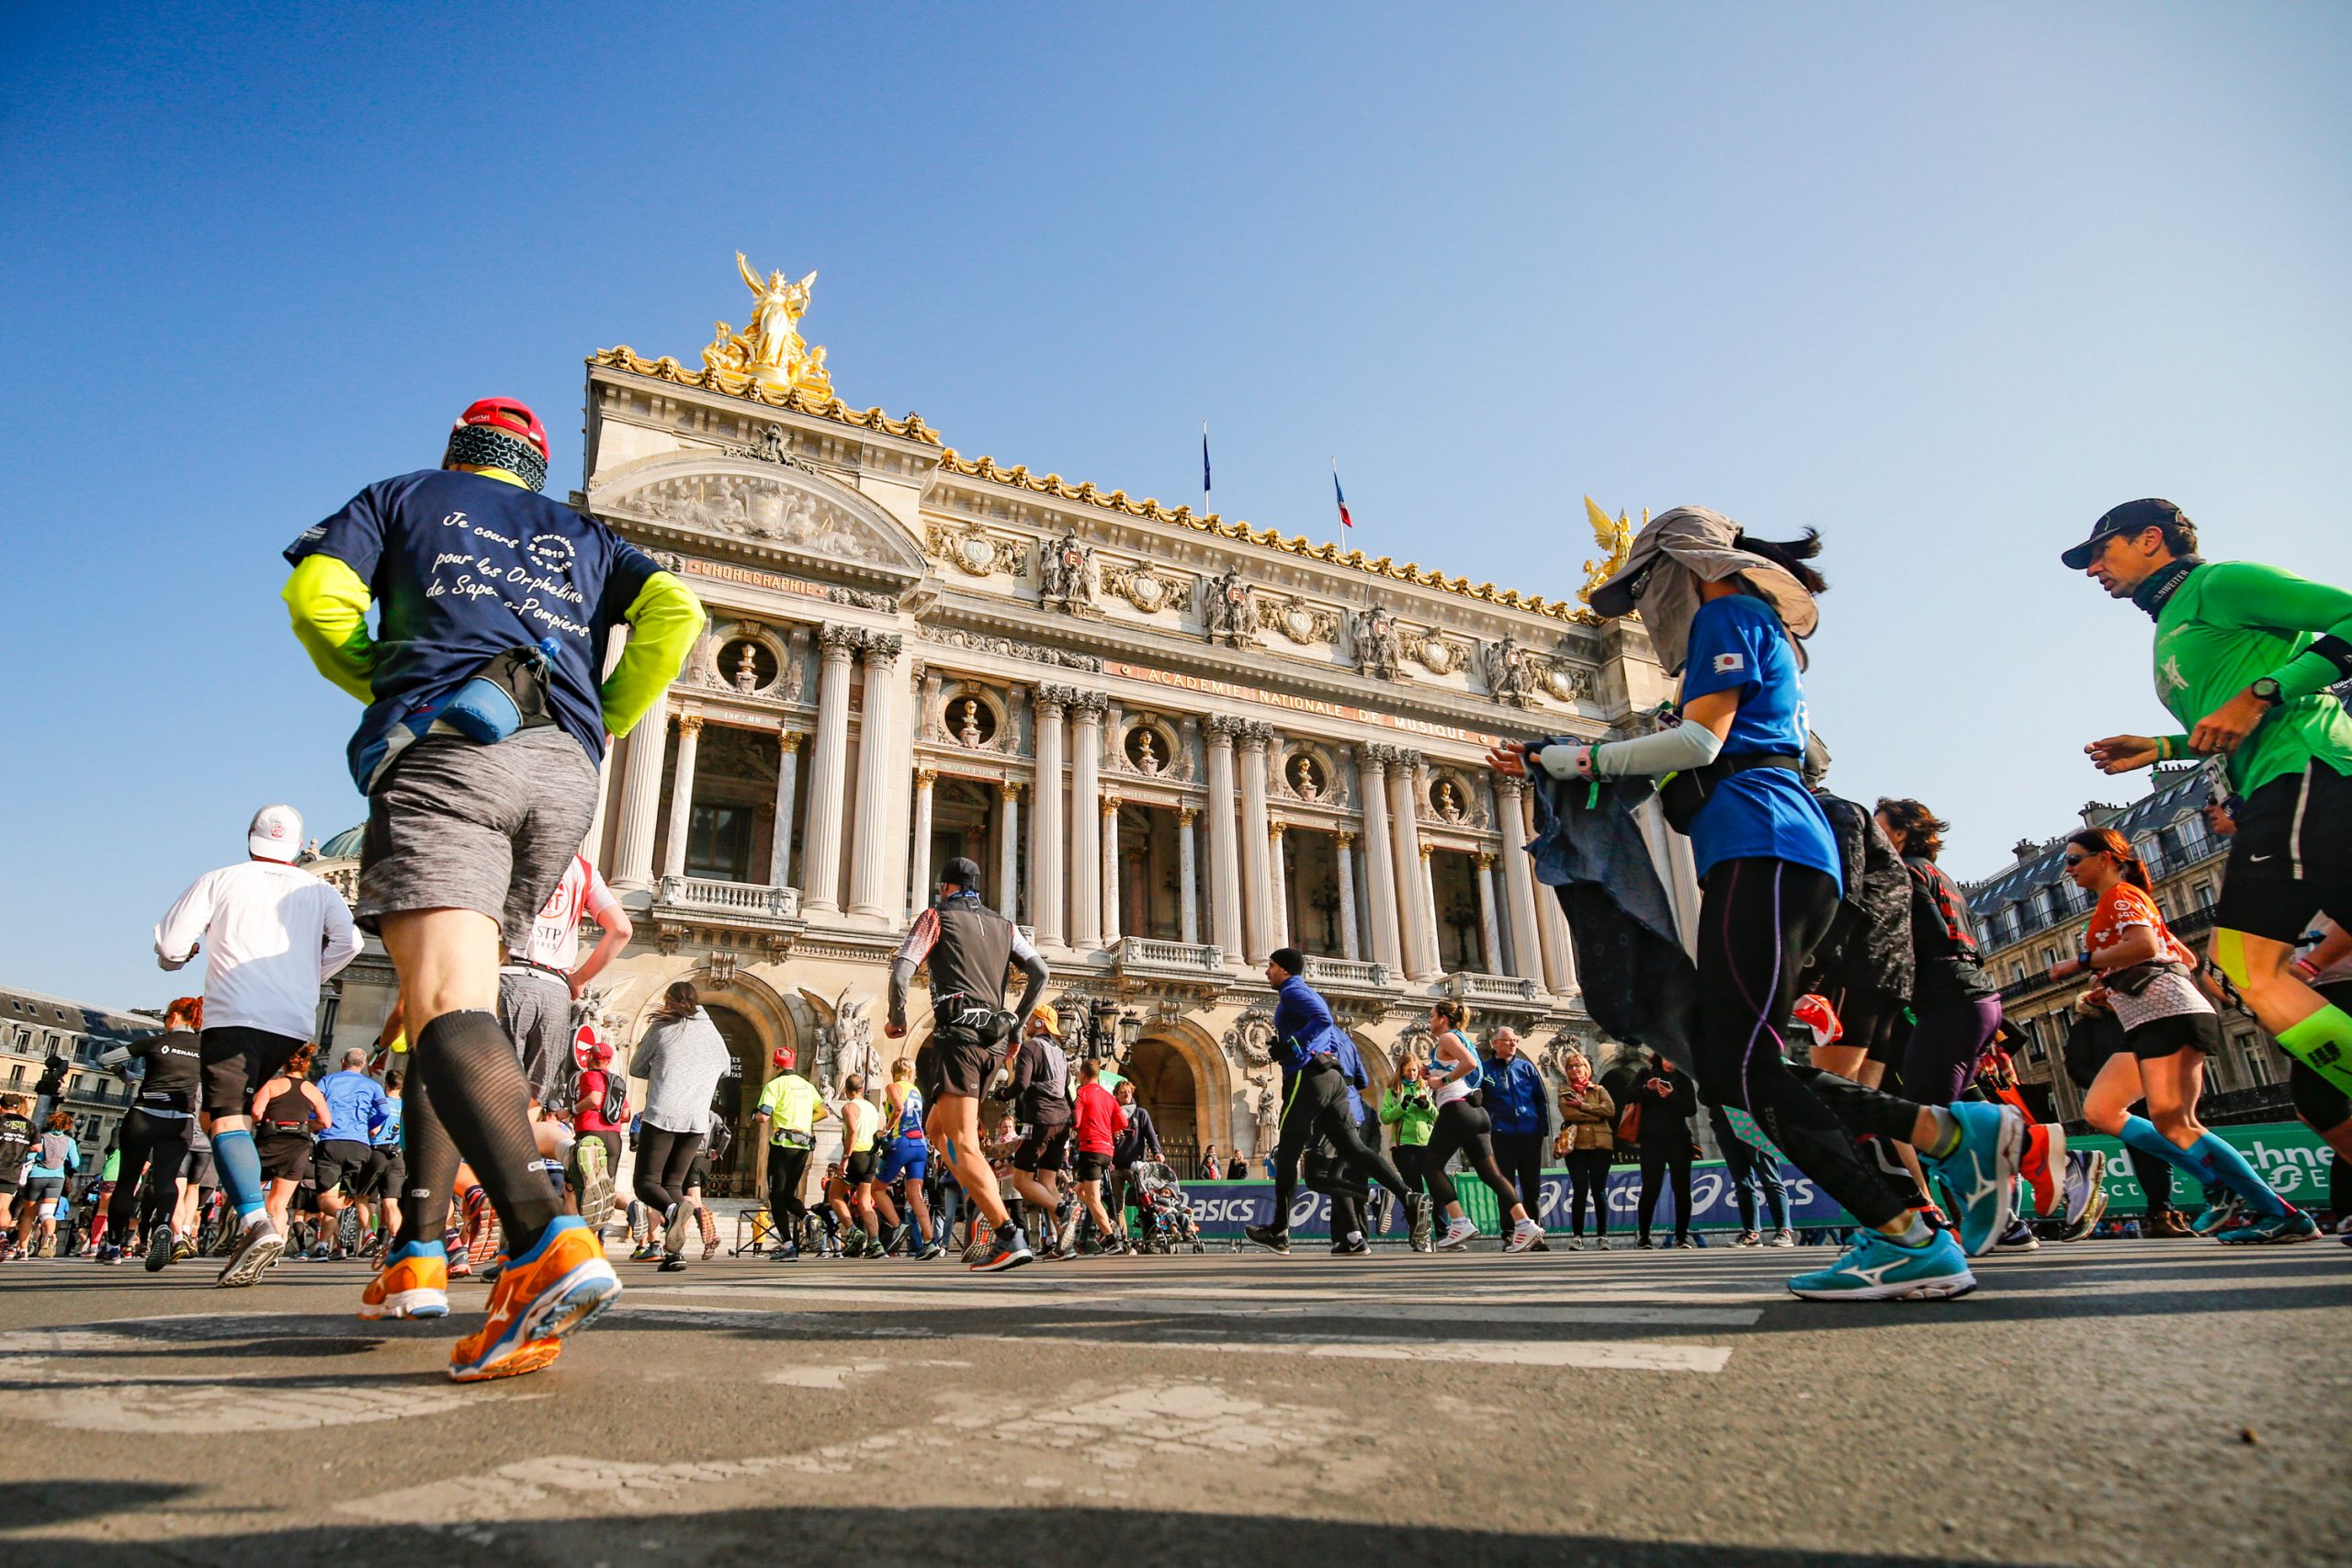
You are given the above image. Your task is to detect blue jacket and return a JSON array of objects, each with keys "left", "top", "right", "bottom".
[
  {"left": 1479, "top": 1053, "right": 1550, "bottom": 1136},
  {"left": 1272, "top": 975, "right": 1370, "bottom": 1122},
  {"left": 317, "top": 1069, "right": 390, "bottom": 1144}
]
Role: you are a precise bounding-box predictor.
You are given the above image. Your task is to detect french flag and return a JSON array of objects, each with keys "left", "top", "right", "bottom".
[{"left": 1331, "top": 458, "right": 1352, "bottom": 529}]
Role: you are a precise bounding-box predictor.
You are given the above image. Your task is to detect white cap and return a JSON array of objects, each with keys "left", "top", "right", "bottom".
[{"left": 247, "top": 804, "right": 304, "bottom": 863}]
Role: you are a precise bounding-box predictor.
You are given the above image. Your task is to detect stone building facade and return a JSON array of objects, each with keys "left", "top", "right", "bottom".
[
  {"left": 0, "top": 987, "right": 158, "bottom": 1167},
  {"left": 318, "top": 292, "right": 1703, "bottom": 1194}
]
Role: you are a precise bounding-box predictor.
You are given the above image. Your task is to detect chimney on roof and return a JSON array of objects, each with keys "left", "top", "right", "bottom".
[
  {"left": 2012, "top": 839, "right": 2041, "bottom": 861},
  {"left": 2079, "top": 801, "right": 2120, "bottom": 829}
]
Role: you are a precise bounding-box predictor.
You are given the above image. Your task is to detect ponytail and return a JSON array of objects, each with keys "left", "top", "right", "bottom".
[{"left": 1732, "top": 527, "right": 1827, "bottom": 594}]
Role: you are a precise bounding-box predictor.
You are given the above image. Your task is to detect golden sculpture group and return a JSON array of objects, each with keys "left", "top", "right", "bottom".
[{"left": 701, "top": 252, "right": 835, "bottom": 398}]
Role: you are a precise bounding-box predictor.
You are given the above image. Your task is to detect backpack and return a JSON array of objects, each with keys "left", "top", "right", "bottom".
[{"left": 599, "top": 1070, "right": 630, "bottom": 1126}]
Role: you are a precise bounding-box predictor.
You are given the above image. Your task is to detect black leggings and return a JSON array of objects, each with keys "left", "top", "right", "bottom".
[
  {"left": 1566, "top": 1149, "right": 1613, "bottom": 1235},
  {"left": 634, "top": 1125, "right": 706, "bottom": 1214},
  {"left": 106, "top": 1109, "right": 193, "bottom": 1233},
  {"left": 765, "top": 1143, "right": 812, "bottom": 1231},
  {"left": 1271, "top": 1063, "right": 1412, "bottom": 1225},
  {"left": 1422, "top": 1098, "right": 1522, "bottom": 1214},
  {"left": 1693, "top": 858, "right": 1912, "bottom": 1230},
  {"left": 1392, "top": 1143, "right": 1432, "bottom": 1198},
  {"left": 1491, "top": 1133, "right": 1547, "bottom": 1226},
  {"left": 1904, "top": 996, "right": 2004, "bottom": 1108},
  {"left": 1638, "top": 1145, "right": 1693, "bottom": 1240}
]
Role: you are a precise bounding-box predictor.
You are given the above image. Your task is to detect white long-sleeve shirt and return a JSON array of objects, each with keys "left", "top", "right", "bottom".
[{"left": 154, "top": 860, "right": 363, "bottom": 1041}]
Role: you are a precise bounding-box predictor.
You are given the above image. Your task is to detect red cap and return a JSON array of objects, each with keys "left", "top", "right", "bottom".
[
  {"left": 772, "top": 1045, "right": 796, "bottom": 1071},
  {"left": 1791, "top": 994, "right": 1843, "bottom": 1050},
  {"left": 455, "top": 398, "right": 549, "bottom": 461}
]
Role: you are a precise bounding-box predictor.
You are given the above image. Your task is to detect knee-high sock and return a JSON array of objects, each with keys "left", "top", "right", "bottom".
[
  {"left": 211, "top": 1128, "right": 266, "bottom": 1222},
  {"left": 2118, "top": 1115, "right": 2230, "bottom": 1210},
  {"left": 2184, "top": 1132, "right": 2289, "bottom": 1216},
  {"left": 393, "top": 1070, "right": 459, "bottom": 1247},
  {"left": 2277, "top": 1007, "right": 2352, "bottom": 1096},
  {"left": 412, "top": 1010, "right": 562, "bottom": 1256}
]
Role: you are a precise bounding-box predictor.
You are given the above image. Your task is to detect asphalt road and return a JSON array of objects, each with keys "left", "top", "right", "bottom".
[{"left": 0, "top": 1235, "right": 2346, "bottom": 1567}]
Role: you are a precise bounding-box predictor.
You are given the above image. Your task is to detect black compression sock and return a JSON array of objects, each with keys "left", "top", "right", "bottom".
[
  {"left": 413, "top": 1010, "right": 562, "bottom": 1256},
  {"left": 392, "top": 1070, "right": 458, "bottom": 1247}
]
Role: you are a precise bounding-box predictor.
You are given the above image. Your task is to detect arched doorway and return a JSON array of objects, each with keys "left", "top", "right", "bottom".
[
  {"left": 700, "top": 1002, "right": 765, "bottom": 1197},
  {"left": 1127, "top": 1035, "right": 1199, "bottom": 1172}
]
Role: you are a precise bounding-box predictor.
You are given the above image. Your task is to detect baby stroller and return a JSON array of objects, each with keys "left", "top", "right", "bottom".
[{"left": 1129, "top": 1159, "right": 1206, "bottom": 1254}]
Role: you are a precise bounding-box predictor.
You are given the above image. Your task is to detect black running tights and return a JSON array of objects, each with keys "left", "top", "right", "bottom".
[
  {"left": 106, "top": 1109, "right": 191, "bottom": 1233},
  {"left": 1421, "top": 1098, "right": 1521, "bottom": 1214},
  {"left": 1271, "top": 1063, "right": 1413, "bottom": 1225},
  {"left": 634, "top": 1125, "right": 706, "bottom": 1215}
]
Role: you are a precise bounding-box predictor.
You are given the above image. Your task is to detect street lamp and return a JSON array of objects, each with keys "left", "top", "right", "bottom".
[{"left": 1114, "top": 1007, "right": 1142, "bottom": 1056}]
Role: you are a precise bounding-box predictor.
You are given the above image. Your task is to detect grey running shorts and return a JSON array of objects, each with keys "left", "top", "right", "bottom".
[{"left": 498, "top": 966, "right": 575, "bottom": 1104}]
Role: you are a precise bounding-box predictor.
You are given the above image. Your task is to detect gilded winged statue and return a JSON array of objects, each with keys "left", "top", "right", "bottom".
[{"left": 1577, "top": 496, "right": 1642, "bottom": 607}]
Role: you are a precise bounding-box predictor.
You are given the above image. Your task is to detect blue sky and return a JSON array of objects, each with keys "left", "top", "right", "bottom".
[{"left": 5, "top": 3, "right": 2347, "bottom": 1010}]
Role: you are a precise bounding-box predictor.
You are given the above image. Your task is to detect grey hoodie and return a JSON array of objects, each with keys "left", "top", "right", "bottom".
[{"left": 630, "top": 1008, "right": 731, "bottom": 1134}]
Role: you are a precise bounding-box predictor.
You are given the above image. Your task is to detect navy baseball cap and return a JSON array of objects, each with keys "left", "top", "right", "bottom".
[
  {"left": 2062, "top": 498, "right": 2186, "bottom": 570},
  {"left": 940, "top": 856, "right": 983, "bottom": 891}
]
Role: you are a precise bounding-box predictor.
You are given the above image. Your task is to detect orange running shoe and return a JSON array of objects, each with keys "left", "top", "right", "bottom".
[
  {"left": 447, "top": 1217, "right": 618, "bottom": 1383},
  {"left": 2020, "top": 1122, "right": 2064, "bottom": 1220},
  {"left": 358, "top": 1241, "right": 450, "bottom": 1320}
]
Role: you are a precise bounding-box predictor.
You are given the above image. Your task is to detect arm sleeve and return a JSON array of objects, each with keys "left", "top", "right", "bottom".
[
  {"left": 2201, "top": 561, "right": 2352, "bottom": 700},
  {"left": 1560, "top": 721, "right": 1724, "bottom": 780},
  {"left": 1011, "top": 948, "right": 1049, "bottom": 1024},
  {"left": 281, "top": 554, "right": 379, "bottom": 704},
  {"left": 153, "top": 872, "right": 214, "bottom": 969},
  {"left": 603, "top": 570, "right": 705, "bottom": 738},
  {"left": 888, "top": 957, "right": 918, "bottom": 1032}
]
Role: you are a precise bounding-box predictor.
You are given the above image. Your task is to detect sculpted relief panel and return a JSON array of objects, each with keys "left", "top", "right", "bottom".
[{"left": 615, "top": 473, "right": 888, "bottom": 562}]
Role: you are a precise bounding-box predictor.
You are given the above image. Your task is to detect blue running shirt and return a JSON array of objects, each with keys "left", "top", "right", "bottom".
[{"left": 1677, "top": 594, "right": 1841, "bottom": 886}]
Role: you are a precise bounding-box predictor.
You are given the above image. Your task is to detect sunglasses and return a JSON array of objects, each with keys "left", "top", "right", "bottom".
[{"left": 2064, "top": 851, "right": 2098, "bottom": 866}]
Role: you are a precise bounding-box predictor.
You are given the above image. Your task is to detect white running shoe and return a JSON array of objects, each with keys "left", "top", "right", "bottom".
[
  {"left": 1503, "top": 1218, "right": 1544, "bottom": 1255},
  {"left": 1436, "top": 1217, "right": 1478, "bottom": 1251}
]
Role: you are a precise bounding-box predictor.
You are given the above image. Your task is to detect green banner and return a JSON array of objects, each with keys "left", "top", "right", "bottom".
[{"left": 2074, "top": 1121, "right": 2336, "bottom": 1214}]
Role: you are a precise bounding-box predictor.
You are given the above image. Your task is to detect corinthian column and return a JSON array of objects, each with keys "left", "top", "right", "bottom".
[
  {"left": 1236, "top": 723, "right": 1273, "bottom": 961},
  {"left": 1523, "top": 786, "right": 1577, "bottom": 992},
  {"left": 1178, "top": 806, "right": 1200, "bottom": 946},
  {"left": 1358, "top": 747, "right": 1402, "bottom": 974},
  {"left": 996, "top": 782, "right": 1023, "bottom": 920},
  {"left": 799, "top": 624, "right": 859, "bottom": 916},
  {"left": 1203, "top": 716, "right": 1243, "bottom": 958},
  {"left": 1267, "top": 821, "right": 1291, "bottom": 952},
  {"left": 1029, "top": 686, "right": 1069, "bottom": 946},
  {"left": 1388, "top": 750, "right": 1438, "bottom": 980},
  {"left": 1336, "top": 829, "right": 1362, "bottom": 960},
  {"left": 660, "top": 713, "right": 705, "bottom": 881},
  {"left": 1495, "top": 776, "right": 1547, "bottom": 985},
  {"left": 1475, "top": 851, "right": 1502, "bottom": 975},
  {"left": 609, "top": 694, "right": 671, "bottom": 893},
  {"left": 906, "top": 766, "right": 937, "bottom": 917},
  {"left": 768, "top": 729, "right": 802, "bottom": 887},
  {"left": 846, "top": 634, "right": 902, "bottom": 920},
  {"left": 1068, "top": 692, "right": 1107, "bottom": 949},
  {"left": 1100, "top": 796, "right": 1123, "bottom": 945}
]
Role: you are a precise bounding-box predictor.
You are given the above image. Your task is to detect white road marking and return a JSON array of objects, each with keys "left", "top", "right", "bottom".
[
  {"left": 645, "top": 1283, "right": 1760, "bottom": 1326},
  {"left": 766, "top": 1358, "right": 969, "bottom": 1388}
]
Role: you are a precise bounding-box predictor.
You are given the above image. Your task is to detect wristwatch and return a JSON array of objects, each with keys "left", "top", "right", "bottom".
[{"left": 2250, "top": 677, "right": 2285, "bottom": 706}]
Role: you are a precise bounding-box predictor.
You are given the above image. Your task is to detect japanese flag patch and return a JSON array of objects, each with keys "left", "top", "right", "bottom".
[{"left": 1712, "top": 651, "right": 1746, "bottom": 674}]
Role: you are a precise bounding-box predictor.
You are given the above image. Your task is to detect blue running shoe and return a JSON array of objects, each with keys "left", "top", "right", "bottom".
[
  {"left": 2216, "top": 1209, "right": 2318, "bottom": 1246},
  {"left": 2190, "top": 1190, "right": 2246, "bottom": 1237},
  {"left": 1923, "top": 1101, "right": 2023, "bottom": 1258},
  {"left": 1788, "top": 1227, "right": 1976, "bottom": 1302}
]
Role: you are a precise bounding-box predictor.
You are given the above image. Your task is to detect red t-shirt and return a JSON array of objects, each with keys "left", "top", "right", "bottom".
[
  {"left": 575, "top": 1067, "right": 622, "bottom": 1134},
  {"left": 1072, "top": 1080, "right": 1127, "bottom": 1156}
]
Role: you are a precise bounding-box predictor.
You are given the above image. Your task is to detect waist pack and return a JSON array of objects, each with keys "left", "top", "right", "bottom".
[
  {"left": 2104, "top": 958, "right": 2194, "bottom": 998},
  {"left": 437, "top": 640, "right": 560, "bottom": 745},
  {"left": 1659, "top": 752, "right": 1804, "bottom": 834}
]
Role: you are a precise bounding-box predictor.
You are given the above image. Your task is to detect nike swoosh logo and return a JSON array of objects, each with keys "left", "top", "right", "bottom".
[{"left": 2249, "top": 853, "right": 2275, "bottom": 863}]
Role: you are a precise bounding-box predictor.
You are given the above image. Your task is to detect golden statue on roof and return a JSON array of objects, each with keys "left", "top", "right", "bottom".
[
  {"left": 700, "top": 253, "right": 833, "bottom": 398},
  {"left": 1578, "top": 496, "right": 1642, "bottom": 607}
]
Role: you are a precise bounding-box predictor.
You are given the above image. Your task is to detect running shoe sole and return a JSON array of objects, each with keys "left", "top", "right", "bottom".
[
  {"left": 1437, "top": 1226, "right": 1479, "bottom": 1251},
  {"left": 573, "top": 1142, "right": 614, "bottom": 1240},
  {"left": 970, "top": 1246, "right": 1034, "bottom": 1273},
  {"left": 357, "top": 1288, "right": 451, "bottom": 1320},
  {"left": 215, "top": 1227, "right": 284, "bottom": 1288},
  {"left": 2216, "top": 1214, "right": 2321, "bottom": 1245},
  {"left": 144, "top": 1232, "right": 175, "bottom": 1273},
  {"left": 1503, "top": 1228, "right": 1544, "bottom": 1255},
  {"left": 1788, "top": 1269, "right": 1977, "bottom": 1303},
  {"left": 447, "top": 1259, "right": 621, "bottom": 1382},
  {"left": 2060, "top": 1151, "right": 2109, "bottom": 1243}
]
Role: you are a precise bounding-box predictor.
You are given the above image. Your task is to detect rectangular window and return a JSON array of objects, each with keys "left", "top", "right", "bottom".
[
  {"left": 684, "top": 804, "right": 755, "bottom": 883},
  {"left": 2195, "top": 881, "right": 2214, "bottom": 908}
]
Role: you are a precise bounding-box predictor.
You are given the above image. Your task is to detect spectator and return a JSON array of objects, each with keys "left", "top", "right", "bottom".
[
  {"left": 1197, "top": 1143, "right": 1223, "bottom": 1182},
  {"left": 1633, "top": 1052, "right": 1699, "bottom": 1248},
  {"left": 1710, "top": 1107, "right": 1794, "bottom": 1247},
  {"left": 1228, "top": 1155, "right": 1249, "bottom": 1181},
  {"left": 1552, "top": 1047, "right": 1616, "bottom": 1248},
  {"left": 1379, "top": 1054, "right": 1437, "bottom": 1250},
  {"left": 1479, "top": 1027, "right": 1551, "bottom": 1245},
  {"left": 1108, "top": 1080, "right": 1161, "bottom": 1226}
]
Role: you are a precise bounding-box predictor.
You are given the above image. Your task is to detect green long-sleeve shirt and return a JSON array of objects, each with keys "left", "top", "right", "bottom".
[
  {"left": 2150, "top": 559, "right": 2352, "bottom": 796},
  {"left": 1379, "top": 1084, "right": 1435, "bottom": 1147}
]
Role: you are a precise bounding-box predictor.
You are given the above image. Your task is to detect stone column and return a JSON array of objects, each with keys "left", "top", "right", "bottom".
[
  {"left": 767, "top": 729, "right": 802, "bottom": 887},
  {"left": 906, "top": 766, "right": 937, "bottom": 917},
  {"left": 1358, "top": 747, "right": 1403, "bottom": 973},
  {"left": 1237, "top": 723, "right": 1272, "bottom": 961},
  {"left": 799, "top": 624, "right": 860, "bottom": 916},
  {"left": 1178, "top": 806, "right": 1201, "bottom": 945},
  {"left": 1387, "top": 750, "right": 1437, "bottom": 980},
  {"left": 1268, "top": 821, "right": 1293, "bottom": 952},
  {"left": 1029, "top": 686, "right": 1069, "bottom": 946},
  {"left": 1100, "top": 796, "right": 1123, "bottom": 945},
  {"left": 845, "top": 635, "right": 901, "bottom": 920},
  {"left": 1417, "top": 841, "right": 1442, "bottom": 974},
  {"left": 1495, "top": 777, "right": 1547, "bottom": 984},
  {"left": 1475, "top": 851, "right": 1503, "bottom": 975},
  {"left": 609, "top": 695, "right": 671, "bottom": 893},
  {"left": 1068, "top": 692, "right": 1106, "bottom": 950},
  {"left": 1204, "top": 717, "right": 1243, "bottom": 958},
  {"left": 659, "top": 713, "right": 705, "bottom": 880},
  {"left": 1523, "top": 788, "right": 1577, "bottom": 992},
  {"left": 995, "top": 782, "right": 1023, "bottom": 920},
  {"left": 1335, "top": 829, "right": 1362, "bottom": 961}
]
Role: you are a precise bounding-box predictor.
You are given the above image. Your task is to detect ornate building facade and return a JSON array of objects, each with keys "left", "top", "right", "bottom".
[{"left": 322, "top": 263, "right": 1702, "bottom": 1192}]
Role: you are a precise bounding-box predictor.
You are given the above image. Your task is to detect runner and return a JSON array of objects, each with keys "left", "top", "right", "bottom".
[
  {"left": 310, "top": 1047, "right": 390, "bottom": 1259},
  {"left": 14, "top": 1112, "right": 79, "bottom": 1258},
  {"left": 885, "top": 855, "right": 1050, "bottom": 1273},
  {"left": 249, "top": 1045, "right": 328, "bottom": 1238},
  {"left": 752, "top": 1046, "right": 826, "bottom": 1262},
  {"left": 154, "top": 803, "right": 363, "bottom": 1286},
  {"left": 2070, "top": 498, "right": 2352, "bottom": 1097},
  {"left": 1069, "top": 1057, "right": 1130, "bottom": 1257},
  {"left": 498, "top": 852, "right": 632, "bottom": 1108},
  {"left": 1005, "top": 1022, "right": 1073, "bottom": 1259},
  {"left": 1378, "top": 1054, "right": 1439, "bottom": 1250},
  {"left": 0, "top": 1096, "right": 34, "bottom": 1258},
  {"left": 358, "top": 1068, "right": 407, "bottom": 1258},
  {"left": 832, "top": 1076, "right": 888, "bottom": 1258},
  {"left": 569, "top": 1027, "right": 625, "bottom": 1242},
  {"left": 2284, "top": 918, "right": 2352, "bottom": 1238},
  {"left": 288, "top": 397, "right": 702, "bottom": 1373},
  {"left": 92, "top": 997, "right": 204, "bottom": 1267},
  {"left": 1242, "top": 952, "right": 1429, "bottom": 1257},
  {"left": 628, "top": 980, "right": 731, "bottom": 1272},
  {"left": 879, "top": 1058, "right": 941, "bottom": 1259},
  {"left": 2045, "top": 826, "right": 2317, "bottom": 1243},
  {"left": 1519, "top": 507, "right": 2018, "bottom": 1299}
]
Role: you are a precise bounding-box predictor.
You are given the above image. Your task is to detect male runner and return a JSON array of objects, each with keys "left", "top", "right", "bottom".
[
  {"left": 886, "top": 855, "right": 1048, "bottom": 1272},
  {"left": 359, "top": 1068, "right": 407, "bottom": 1254},
  {"left": 499, "top": 852, "right": 632, "bottom": 1106},
  {"left": 880, "top": 1058, "right": 941, "bottom": 1258},
  {"left": 154, "top": 805, "right": 363, "bottom": 1285},
  {"left": 2072, "top": 498, "right": 2352, "bottom": 1094},
  {"left": 1244, "top": 948, "right": 1428, "bottom": 1255},
  {"left": 752, "top": 1046, "right": 826, "bottom": 1260},
  {"left": 0, "top": 1096, "right": 33, "bottom": 1250},
  {"left": 311, "top": 1047, "right": 390, "bottom": 1258},
  {"left": 284, "top": 396, "right": 701, "bottom": 1378}
]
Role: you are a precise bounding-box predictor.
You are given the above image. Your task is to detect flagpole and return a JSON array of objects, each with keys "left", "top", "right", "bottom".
[{"left": 1202, "top": 421, "right": 1211, "bottom": 517}]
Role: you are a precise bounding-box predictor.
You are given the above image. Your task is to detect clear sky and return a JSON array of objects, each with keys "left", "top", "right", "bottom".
[{"left": 5, "top": 3, "right": 2347, "bottom": 1011}]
